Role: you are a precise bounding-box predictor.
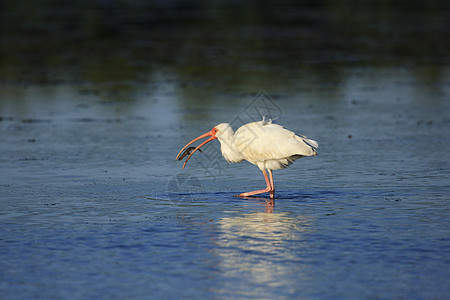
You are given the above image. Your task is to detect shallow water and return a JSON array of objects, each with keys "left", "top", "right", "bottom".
[{"left": 1, "top": 1, "right": 450, "bottom": 299}]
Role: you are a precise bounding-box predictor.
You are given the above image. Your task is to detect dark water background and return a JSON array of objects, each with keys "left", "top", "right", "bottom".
[{"left": 1, "top": 1, "right": 449, "bottom": 299}]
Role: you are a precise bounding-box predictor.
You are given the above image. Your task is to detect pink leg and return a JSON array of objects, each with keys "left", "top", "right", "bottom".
[
  {"left": 239, "top": 169, "right": 275, "bottom": 198},
  {"left": 268, "top": 169, "right": 275, "bottom": 199}
]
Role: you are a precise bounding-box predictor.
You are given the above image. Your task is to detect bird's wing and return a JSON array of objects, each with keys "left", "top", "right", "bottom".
[{"left": 234, "top": 122, "right": 317, "bottom": 161}]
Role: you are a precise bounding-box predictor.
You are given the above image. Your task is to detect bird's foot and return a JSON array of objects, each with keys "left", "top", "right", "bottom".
[
  {"left": 239, "top": 191, "right": 267, "bottom": 197},
  {"left": 237, "top": 188, "right": 274, "bottom": 198}
]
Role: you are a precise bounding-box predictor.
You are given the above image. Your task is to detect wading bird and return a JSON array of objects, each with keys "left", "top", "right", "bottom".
[{"left": 176, "top": 119, "right": 318, "bottom": 199}]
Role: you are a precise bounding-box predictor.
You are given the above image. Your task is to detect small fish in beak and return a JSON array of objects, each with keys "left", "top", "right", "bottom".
[{"left": 177, "top": 146, "right": 202, "bottom": 161}]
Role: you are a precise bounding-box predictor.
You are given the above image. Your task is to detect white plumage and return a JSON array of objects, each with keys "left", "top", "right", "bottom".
[{"left": 176, "top": 119, "right": 318, "bottom": 199}]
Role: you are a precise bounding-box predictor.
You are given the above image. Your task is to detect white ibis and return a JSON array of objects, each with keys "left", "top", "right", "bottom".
[{"left": 176, "top": 119, "right": 318, "bottom": 199}]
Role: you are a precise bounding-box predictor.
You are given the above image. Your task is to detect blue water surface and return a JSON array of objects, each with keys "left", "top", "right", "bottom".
[{"left": 1, "top": 71, "right": 449, "bottom": 298}]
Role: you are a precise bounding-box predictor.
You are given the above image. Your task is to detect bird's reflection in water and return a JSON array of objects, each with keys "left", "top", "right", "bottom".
[
  {"left": 239, "top": 196, "right": 275, "bottom": 213},
  {"left": 212, "top": 208, "right": 314, "bottom": 297},
  {"left": 265, "top": 199, "right": 274, "bottom": 213}
]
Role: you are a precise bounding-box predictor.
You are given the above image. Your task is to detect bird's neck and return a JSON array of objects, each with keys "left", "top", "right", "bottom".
[{"left": 217, "top": 128, "right": 244, "bottom": 163}]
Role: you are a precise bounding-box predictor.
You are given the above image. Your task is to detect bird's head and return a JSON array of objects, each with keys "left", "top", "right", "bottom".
[
  {"left": 213, "top": 123, "right": 233, "bottom": 140},
  {"left": 176, "top": 123, "right": 231, "bottom": 169}
]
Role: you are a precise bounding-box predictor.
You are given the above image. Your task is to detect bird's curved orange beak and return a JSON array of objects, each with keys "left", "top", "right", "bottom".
[{"left": 176, "top": 128, "right": 217, "bottom": 169}]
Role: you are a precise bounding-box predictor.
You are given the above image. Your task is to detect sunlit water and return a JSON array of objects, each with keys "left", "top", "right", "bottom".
[{"left": 1, "top": 1, "right": 450, "bottom": 299}]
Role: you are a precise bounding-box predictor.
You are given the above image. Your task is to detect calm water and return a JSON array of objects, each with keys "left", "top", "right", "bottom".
[{"left": 1, "top": 1, "right": 450, "bottom": 299}]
